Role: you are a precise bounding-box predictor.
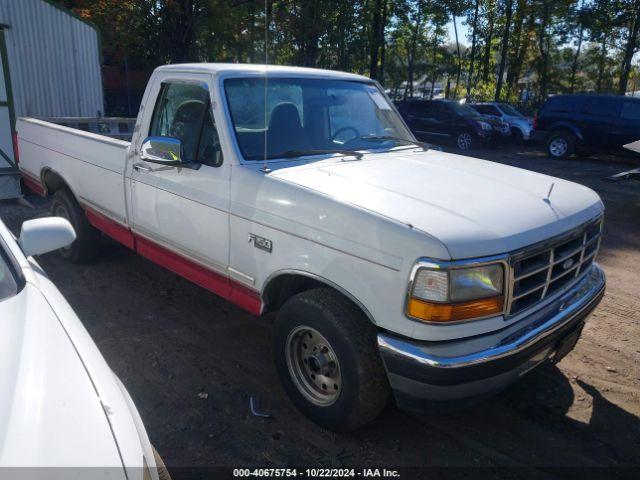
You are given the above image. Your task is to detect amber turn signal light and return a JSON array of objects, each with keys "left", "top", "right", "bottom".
[{"left": 407, "top": 296, "right": 504, "bottom": 322}]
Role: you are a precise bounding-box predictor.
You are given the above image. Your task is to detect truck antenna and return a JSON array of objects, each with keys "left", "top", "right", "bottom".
[
  {"left": 261, "top": 0, "right": 271, "bottom": 174},
  {"left": 544, "top": 182, "right": 555, "bottom": 204}
]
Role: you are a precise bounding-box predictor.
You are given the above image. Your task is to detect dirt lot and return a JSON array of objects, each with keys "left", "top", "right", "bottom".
[{"left": 1, "top": 145, "right": 639, "bottom": 478}]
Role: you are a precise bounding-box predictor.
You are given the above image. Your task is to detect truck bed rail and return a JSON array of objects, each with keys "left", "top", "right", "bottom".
[{"left": 44, "top": 117, "right": 136, "bottom": 141}]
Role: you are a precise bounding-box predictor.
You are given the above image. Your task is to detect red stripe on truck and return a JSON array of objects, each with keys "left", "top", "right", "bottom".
[
  {"left": 20, "top": 171, "right": 47, "bottom": 197},
  {"left": 85, "top": 209, "right": 136, "bottom": 250},
  {"left": 84, "top": 206, "right": 262, "bottom": 316}
]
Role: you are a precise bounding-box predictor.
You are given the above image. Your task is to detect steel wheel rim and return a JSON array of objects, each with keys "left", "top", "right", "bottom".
[
  {"left": 549, "top": 138, "right": 568, "bottom": 157},
  {"left": 53, "top": 203, "right": 73, "bottom": 252},
  {"left": 457, "top": 133, "right": 472, "bottom": 150},
  {"left": 285, "top": 326, "right": 342, "bottom": 406}
]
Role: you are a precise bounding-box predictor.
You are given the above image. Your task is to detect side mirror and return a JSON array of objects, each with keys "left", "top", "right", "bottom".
[
  {"left": 18, "top": 217, "right": 76, "bottom": 257},
  {"left": 140, "top": 136, "right": 201, "bottom": 170},
  {"left": 140, "top": 136, "right": 183, "bottom": 165}
]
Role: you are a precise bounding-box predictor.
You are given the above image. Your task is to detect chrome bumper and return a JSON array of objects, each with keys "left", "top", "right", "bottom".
[{"left": 378, "top": 264, "right": 605, "bottom": 408}]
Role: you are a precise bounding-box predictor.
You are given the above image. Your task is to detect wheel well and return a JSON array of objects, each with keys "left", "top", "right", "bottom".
[
  {"left": 262, "top": 273, "right": 374, "bottom": 324},
  {"left": 42, "top": 169, "right": 70, "bottom": 195},
  {"left": 547, "top": 127, "right": 578, "bottom": 141}
]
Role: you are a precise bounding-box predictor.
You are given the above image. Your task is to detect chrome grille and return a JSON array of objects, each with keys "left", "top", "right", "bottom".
[{"left": 507, "top": 218, "right": 602, "bottom": 317}]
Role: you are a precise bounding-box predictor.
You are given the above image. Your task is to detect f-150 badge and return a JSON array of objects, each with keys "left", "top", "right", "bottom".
[{"left": 249, "top": 234, "right": 273, "bottom": 253}]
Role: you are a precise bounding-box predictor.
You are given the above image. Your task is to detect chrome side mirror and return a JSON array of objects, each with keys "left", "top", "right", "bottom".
[
  {"left": 18, "top": 217, "right": 76, "bottom": 257},
  {"left": 139, "top": 136, "right": 201, "bottom": 170},
  {"left": 140, "top": 136, "right": 184, "bottom": 165}
]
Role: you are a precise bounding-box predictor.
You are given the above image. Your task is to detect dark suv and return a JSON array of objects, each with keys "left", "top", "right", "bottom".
[
  {"left": 396, "top": 99, "right": 510, "bottom": 150},
  {"left": 534, "top": 94, "right": 640, "bottom": 158}
]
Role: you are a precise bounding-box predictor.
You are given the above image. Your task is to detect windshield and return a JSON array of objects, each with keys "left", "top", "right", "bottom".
[
  {"left": 0, "top": 246, "right": 20, "bottom": 302},
  {"left": 448, "top": 102, "right": 480, "bottom": 118},
  {"left": 224, "top": 78, "right": 414, "bottom": 160},
  {"left": 498, "top": 103, "right": 524, "bottom": 117}
]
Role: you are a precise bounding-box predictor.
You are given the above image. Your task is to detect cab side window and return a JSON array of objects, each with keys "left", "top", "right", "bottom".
[{"left": 149, "top": 82, "right": 222, "bottom": 166}]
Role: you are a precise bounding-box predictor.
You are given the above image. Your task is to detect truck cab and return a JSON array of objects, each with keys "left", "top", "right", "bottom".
[{"left": 17, "top": 64, "right": 606, "bottom": 430}]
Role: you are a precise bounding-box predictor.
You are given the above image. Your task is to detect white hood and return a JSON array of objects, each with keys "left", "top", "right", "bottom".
[
  {"left": 0, "top": 282, "right": 124, "bottom": 473},
  {"left": 269, "top": 150, "right": 603, "bottom": 258}
]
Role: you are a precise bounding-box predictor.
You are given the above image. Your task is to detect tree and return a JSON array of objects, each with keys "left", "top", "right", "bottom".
[
  {"left": 569, "top": 0, "right": 587, "bottom": 94},
  {"left": 618, "top": 0, "right": 640, "bottom": 94},
  {"left": 495, "top": 0, "right": 515, "bottom": 100},
  {"left": 466, "top": 0, "right": 480, "bottom": 98}
]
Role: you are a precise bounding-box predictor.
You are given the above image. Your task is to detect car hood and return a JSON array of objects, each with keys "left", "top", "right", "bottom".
[
  {"left": 0, "top": 282, "right": 124, "bottom": 470},
  {"left": 269, "top": 150, "right": 603, "bottom": 258}
]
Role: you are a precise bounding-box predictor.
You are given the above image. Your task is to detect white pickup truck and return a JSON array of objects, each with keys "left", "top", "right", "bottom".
[{"left": 17, "top": 63, "right": 605, "bottom": 430}]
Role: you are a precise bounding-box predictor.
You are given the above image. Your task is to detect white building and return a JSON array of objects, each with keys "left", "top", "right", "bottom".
[{"left": 0, "top": 0, "right": 104, "bottom": 199}]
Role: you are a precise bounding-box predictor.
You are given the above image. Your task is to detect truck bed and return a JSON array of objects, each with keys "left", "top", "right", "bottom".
[{"left": 17, "top": 117, "right": 131, "bottom": 227}]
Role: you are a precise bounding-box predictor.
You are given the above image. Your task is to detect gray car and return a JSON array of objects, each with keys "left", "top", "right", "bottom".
[{"left": 471, "top": 102, "right": 534, "bottom": 142}]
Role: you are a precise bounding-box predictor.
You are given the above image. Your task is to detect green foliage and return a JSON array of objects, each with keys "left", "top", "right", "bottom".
[{"left": 53, "top": 0, "right": 640, "bottom": 107}]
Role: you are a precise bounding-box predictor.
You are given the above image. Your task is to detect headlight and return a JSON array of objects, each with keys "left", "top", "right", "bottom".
[
  {"left": 407, "top": 262, "right": 505, "bottom": 322},
  {"left": 479, "top": 121, "right": 492, "bottom": 131}
]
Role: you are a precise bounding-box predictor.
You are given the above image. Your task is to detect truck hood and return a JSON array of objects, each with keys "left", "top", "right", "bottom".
[
  {"left": 269, "top": 149, "right": 603, "bottom": 258},
  {"left": 0, "top": 283, "right": 125, "bottom": 471}
]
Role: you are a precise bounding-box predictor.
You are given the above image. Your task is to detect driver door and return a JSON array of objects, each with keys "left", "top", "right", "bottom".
[{"left": 129, "top": 74, "right": 231, "bottom": 289}]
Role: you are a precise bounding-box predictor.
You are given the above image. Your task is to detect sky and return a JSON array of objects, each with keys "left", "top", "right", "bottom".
[{"left": 446, "top": 17, "right": 471, "bottom": 46}]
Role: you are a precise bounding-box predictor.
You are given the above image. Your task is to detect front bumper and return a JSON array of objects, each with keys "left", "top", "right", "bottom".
[{"left": 378, "top": 264, "right": 605, "bottom": 412}]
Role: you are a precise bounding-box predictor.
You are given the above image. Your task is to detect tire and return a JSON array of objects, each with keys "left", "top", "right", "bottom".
[
  {"left": 511, "top": 128, "right": 524, "bottom": 145},
  {"left": 152, "top": 446, "right": 172, "bottom": 480},
  {"left": 50, "top": 189, "right": 100, "bottom": 263},
  {"left": 546, "top": 131, "right": 575, "bottom": 159},
  {"left": 456, "top": 131, "right": 474, "bottom": 150},
  {"left": 272, "top": 288, "right": 390, "bottom": 431}
]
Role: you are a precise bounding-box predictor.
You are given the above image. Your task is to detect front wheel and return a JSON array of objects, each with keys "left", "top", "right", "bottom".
[
  {"left": 511, "top": 128, "right": 524, "bottom": 144},
  {"left": 456, "top": 131, "right": 474, "bottom": 150},
  {"left": 272, "top": 288, "right": 390, "bottom": 431}
]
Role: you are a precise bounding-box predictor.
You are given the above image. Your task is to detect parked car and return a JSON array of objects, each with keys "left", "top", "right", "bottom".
[
  {"left": 396, "top": 99, "right": 510, "bottom": 150},
  {"left": 17, "top": 64, "right": 605, "bottom": 431},
  {"left": 470, "top": 102, "right": 534, "bottom": 142},
  {"left": 533, "top": 94, "right": 640, "bottom": 159},
  {"left": 0, "top": 217, "right": 167, "bottom": 479}
]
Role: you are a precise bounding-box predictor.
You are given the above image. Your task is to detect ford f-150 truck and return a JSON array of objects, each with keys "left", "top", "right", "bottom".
[{"left": 17, "top": 63, "right": 605, "bottom": 431}]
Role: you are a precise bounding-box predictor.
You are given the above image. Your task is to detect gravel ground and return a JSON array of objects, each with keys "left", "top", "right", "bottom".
[{"left": 1, "top": 145, "right": 638, "bottom": 479}]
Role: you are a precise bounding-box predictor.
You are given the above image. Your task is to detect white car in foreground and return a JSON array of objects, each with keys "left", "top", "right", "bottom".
[{"left": 0, "top": 217, "right": 166, "bottom": 479}]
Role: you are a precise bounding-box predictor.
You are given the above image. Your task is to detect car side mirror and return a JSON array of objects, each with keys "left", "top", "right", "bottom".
[
  {"left": 18, "top": 217, "right": 76, "bottom": 257},
  {"left": 140, "top": 136, "right": 200, "bottom": 170}
]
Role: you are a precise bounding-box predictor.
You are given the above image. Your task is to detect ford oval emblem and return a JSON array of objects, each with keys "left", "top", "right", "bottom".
[{"left": 562, "top": 258, "right": 575, "bottom": 270}]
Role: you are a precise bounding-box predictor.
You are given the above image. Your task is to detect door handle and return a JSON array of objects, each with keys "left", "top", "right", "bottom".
[{"left": 133, "top": 163, "right": 152, "bottom": 172}]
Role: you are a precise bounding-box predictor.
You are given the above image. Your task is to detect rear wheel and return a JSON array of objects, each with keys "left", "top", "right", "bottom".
[
  {"left": 51, "top": 189, "right": 100, "bottom": 263},
  {"left": 456, "top": 131, "right": 474, "bottom": 150},
  {"left": 546, "top": 131, "right": 575, "bottom": 159},
  {"left": 273, "top": 288, "right": 389, "bottom": 431}
]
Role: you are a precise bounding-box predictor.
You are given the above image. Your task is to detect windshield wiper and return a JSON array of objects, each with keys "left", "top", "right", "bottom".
[
  {"left": 359, "top": 135, "right": 437, "bottom": 151},
  {"left": 280, "top": 149, "right": 364, "bottom": 160}
]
